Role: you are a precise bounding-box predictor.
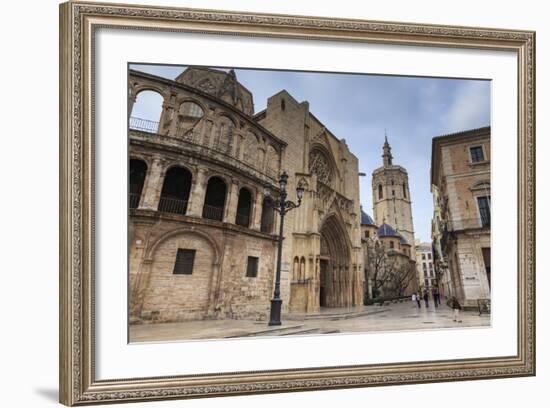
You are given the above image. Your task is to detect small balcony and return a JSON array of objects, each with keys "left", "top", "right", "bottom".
[
  {"left": 129, "top": 117, "right": 159, "bottom": 134},
  {"left": 158, "top": 196, "right": 188, "bottom": 215},
  {"left": 202, "top": 204, "right": 224, "bottom": 221},
  {"left": 235, "top": 213, "right": 251, "bottom": 228}
]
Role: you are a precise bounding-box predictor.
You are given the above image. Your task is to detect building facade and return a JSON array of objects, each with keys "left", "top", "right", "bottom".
[
  {"left": 414, "top": 241, "right": 436, "bottom": 293},
  {"left": 128, "top": 67, "right": 364, "bottom": 324},
  {"left": 431, "top": 126, "right": 491, "bottom": 308}
]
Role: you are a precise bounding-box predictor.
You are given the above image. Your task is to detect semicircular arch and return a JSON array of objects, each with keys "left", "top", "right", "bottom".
[{"left": 145, "top": 228, "right": 221, "bottom": 265}]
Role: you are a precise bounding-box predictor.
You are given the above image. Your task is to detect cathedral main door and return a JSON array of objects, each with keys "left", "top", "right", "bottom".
[
  {"left": 318, "top": 214, "right": 353, "bottom": 308},
  {"left": 319, "top": 259, "right": 328, "bottom": 307}
]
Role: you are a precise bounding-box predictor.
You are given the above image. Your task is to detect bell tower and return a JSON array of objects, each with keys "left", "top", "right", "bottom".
[{"left": 372, "top": 133, "right": 416, "bottom": 259}]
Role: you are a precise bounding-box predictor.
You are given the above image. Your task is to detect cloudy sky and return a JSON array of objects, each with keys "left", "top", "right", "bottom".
[{"left": 130, "top": 63, "right": 491, "bottom": 242}]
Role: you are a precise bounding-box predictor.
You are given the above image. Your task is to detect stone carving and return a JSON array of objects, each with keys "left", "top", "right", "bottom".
[{"left": 309, "top": 149, "right": 332, "bottom": 186}]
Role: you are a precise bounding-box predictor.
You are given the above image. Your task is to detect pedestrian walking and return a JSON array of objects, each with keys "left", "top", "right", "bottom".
[
  {"left": 412, "top": 293, "right": 418, "bottom": 308},
  {"left": 415, "top": 292, "right": 421, "bottom": 308},
  {"left": 423, "top": 291, "right": 429, "bottom": 308},
  {"left": 446, "top": 296, "right": 463, "bottom": 322},
  {"left": 432, "top": 287, "right": 439, "bottom": 307}
]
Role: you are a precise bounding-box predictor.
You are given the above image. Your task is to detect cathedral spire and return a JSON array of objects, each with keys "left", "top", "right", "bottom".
[{"left": 382, "top": 131, "right": 393, "bottom": 167}]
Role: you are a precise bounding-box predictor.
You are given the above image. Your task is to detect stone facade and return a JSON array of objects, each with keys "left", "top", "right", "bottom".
[
  {"left": 414, "top": 241, "right": 436, "bottom": 293},
  {"left": 128, "top": 67, "right": 363, "bottom": 324},
  {"left": 431, "top": 127, "right": 491, "bottom": 308}
]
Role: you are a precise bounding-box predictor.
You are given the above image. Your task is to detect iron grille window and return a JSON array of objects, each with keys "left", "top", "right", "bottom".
[
  {"left": 477, "top": 196, "right": 491, "bottom": 227},
  {"left": 173, "top": 249, "right": 196, "bottom": 275},
  {"left": 246, "top": 256, "right": 259, "bottom": 278},
  {"left": 470, "top": 146, "right": 485, "bottom": 162}
]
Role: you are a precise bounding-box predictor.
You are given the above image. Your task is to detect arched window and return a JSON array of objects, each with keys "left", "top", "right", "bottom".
[
  {"left": 130, "top": 90, "right": 164, "bottom": 133},
  {"left": 403, "top": 183, "right": 407, "bottom": 198},
  {"left": 300, "top": 257, "right": 306, "bottom": 281},
  {"left": 235, "top": 188, "right": 252, "bottom": 227},
  {"left": 293, "top": 257, "right": 300, "bottom": 281},
  {"left": 179, "top": 101, "right": 204, "bottom": 120},
  {"left": 158, "top": 167, "right": 192, "bottom": 215},
  {"left": 260, "top": 197, "right": 275, "bottom": 233},
  {"left": 129, "top": 159, "right": 147, "bottom": 209},
  {"left": 378, "top": 184, "right": 383, "bottom": 199},
  {"left": 215, "top": 117, "right": 234, "bottom": 153},
  {"left": 265, "top": 145, "right": 279, "bottom": 178},
  {"left": 176, "top": 101, "right": 204, "bottom": 139},
  {"left": 202, "top": 177, "right": 227, "bottom": 221}
]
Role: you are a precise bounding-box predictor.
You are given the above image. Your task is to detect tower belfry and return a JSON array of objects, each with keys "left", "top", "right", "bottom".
[
  {"left": 372, "top": 132, "right": 416, "bottom": 260},
  {"left": 382, "top": 131, "right": 393, "bottom": 167}
]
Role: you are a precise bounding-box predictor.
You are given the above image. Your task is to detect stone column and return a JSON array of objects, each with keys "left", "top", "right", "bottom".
[
  {"left": 139, "top": 157, "right": 165, "bottom": 210},
  {"left": 128, "top": 90, "right": 137, "bottom": 119},
  {"left": 223, "top": 178, "right": 239, "bottom": 224},
  {"left": 130, "top": 259, "right": 153, "bottom": 320},
  {"left": 251, "top": 190, "right": 264, "bottom": 231},
  {"left": 186, "top": 167, "right": 208, "bottom": 217},
  {"left": 163, "top": 103, "right": 178, "bottom": 136}
]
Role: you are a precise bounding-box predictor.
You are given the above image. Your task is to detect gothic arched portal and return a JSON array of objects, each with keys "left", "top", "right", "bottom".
[{"left": 318, "top": 214, "right": 353, "bottom": 308}]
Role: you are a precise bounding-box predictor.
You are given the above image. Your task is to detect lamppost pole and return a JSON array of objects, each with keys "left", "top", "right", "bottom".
[{"left": 265, "top": 171, "right": 305, "bottom": 326}]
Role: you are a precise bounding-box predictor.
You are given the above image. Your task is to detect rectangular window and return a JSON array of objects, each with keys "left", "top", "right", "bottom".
[
  {"left": 246, "top": 256, "right": 259, "bottom": 278},
  {"left": 390, "top": 241, "right": 394, "bottom": 249},
  {"left": 365, "top": 231, "right": 370, "bottom": 238},
  {"left": 428, "top": 253, "right": 432, "bottom": 260},
  {"left": 470, "top": 146, "right": 485, "bottom": 162},
  {"left": 477, "top": 196, "right": 491, "bottom": 227},
  {"left": 173, "top": 249, "right": 196, "bottom": 275},
  {"left": 423, "top": 262, "right": 427, "bottom": 270},
  {"left": 422, "top": 253, "right": 426, "bottom": 260}
]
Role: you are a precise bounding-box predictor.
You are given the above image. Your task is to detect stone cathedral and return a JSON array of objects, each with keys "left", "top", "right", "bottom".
[{"left": 128, "top": 67, "right": 364, "bottom": 324}]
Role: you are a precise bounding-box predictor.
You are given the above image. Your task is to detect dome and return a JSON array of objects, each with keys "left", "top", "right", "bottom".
[
  {"left": 397, "top": 233, "right": 410, "bottom": 246},
  {"left": 377, "top": 223, "right": 399, "bottom": 238},
  {"left": 360, "top": 209, "right": 376, "bottom": 226}
]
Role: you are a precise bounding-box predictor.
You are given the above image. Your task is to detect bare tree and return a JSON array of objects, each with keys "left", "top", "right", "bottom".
[
  {"left": 366, "top": 239, "right": 415, "bottom": 299},
  {"left": 385, "top": 262, "right": 416, "bottom": 297}
]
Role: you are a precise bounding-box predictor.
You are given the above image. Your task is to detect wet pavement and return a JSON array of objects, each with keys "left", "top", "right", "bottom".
[{"left": 129, "top": 299, "right": 490, "bottom": 343}]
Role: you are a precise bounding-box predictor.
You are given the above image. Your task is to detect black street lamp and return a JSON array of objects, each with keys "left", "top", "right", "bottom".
[{"left": 264, "top": 171, "right": 305, "bottom": 326}]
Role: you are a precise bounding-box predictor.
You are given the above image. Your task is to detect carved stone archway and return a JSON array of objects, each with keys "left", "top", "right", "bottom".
[{"left": 318, "top": 214, "right": 353, "bottom": 308}]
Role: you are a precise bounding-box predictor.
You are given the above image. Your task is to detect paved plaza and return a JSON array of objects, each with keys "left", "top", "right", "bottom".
[{"left": 129, "top": 299, "right": 491, "bottom": 343}]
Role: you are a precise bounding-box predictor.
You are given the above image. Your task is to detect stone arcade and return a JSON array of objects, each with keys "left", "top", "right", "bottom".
[{"left": 128, "top": 67, "right": 364, "bottom": 324}]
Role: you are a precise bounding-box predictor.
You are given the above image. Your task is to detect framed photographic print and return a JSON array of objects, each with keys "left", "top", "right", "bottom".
[{"left": 59, "top": 1, "right": 536, "bottom": 405}]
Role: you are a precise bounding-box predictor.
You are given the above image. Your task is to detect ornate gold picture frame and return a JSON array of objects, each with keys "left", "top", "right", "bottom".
[{"left": 59, "top": 1, "right": 535, "bottom": 405}]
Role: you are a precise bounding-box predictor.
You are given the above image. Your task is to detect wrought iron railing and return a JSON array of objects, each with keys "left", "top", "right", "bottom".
[
  {"left": 129, "top": 193, "right": 141, "bottom": 209},
  {"left": 158, "top": 196, "right": 188, "bottom": 215},
  {"left": 129, "top": 117, "right": 159, "bottom": 134},
  {"left": 202, "top": 204, "right": 224, "bottom": 221},
  {"left": 235, "top": 213, "right": 251, "bottom": 227}
]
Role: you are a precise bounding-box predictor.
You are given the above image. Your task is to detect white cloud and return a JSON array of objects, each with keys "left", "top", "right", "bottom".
[{"left": 443, "top": 81, "right": 491, "bottom": 133}]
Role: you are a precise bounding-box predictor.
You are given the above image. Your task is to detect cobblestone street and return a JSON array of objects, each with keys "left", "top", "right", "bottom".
[{"left": 129, "top": 299, "right": 490, "bottom": 343}]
